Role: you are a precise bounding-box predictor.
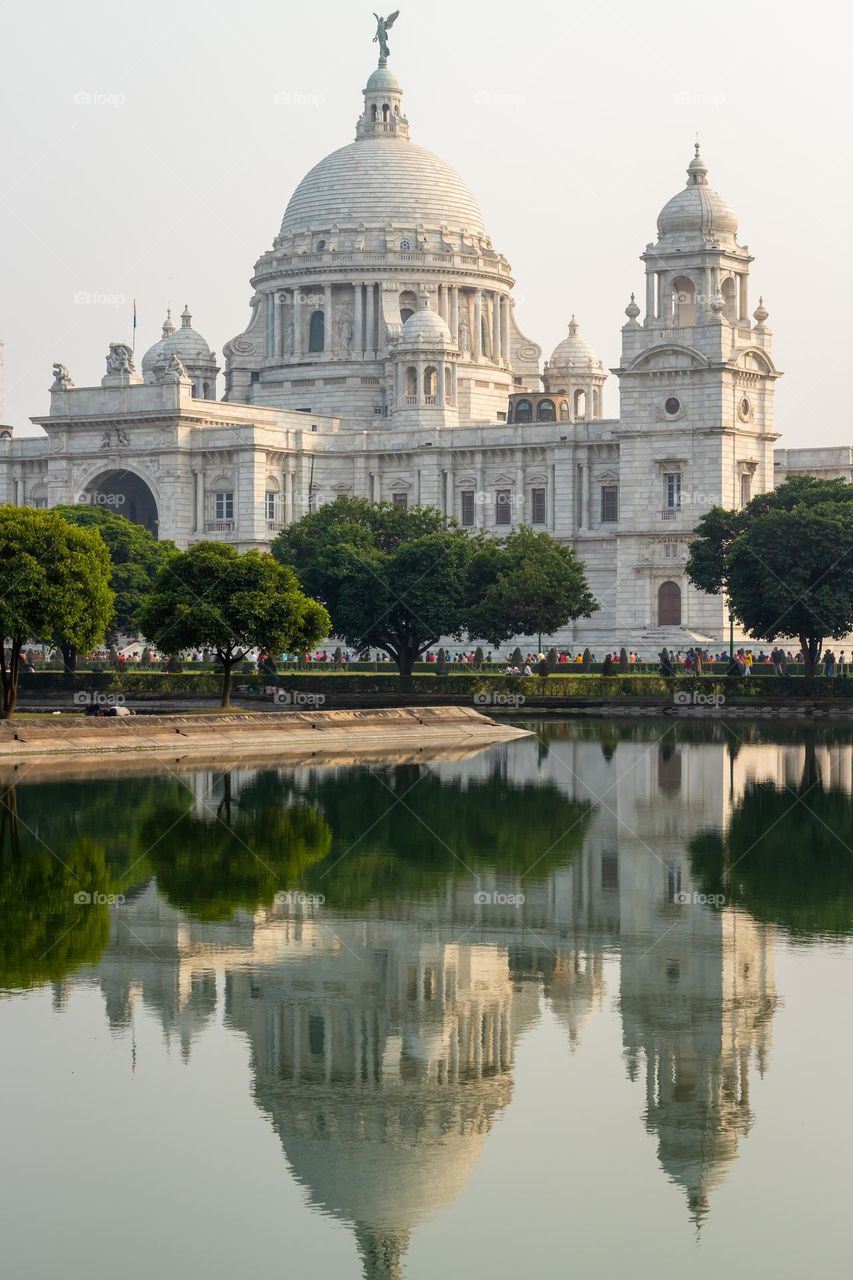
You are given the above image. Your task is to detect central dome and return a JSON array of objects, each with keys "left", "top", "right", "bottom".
[{"left": 280, "top": 138, "right": 486, "bottom": 238}]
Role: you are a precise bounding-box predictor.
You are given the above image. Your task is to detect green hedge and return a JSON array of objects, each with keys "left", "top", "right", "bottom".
[{"left": 16, "top": 670, "right": 853, "bottom": 700}]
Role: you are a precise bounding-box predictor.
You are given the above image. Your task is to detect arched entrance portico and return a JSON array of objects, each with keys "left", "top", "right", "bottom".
[
  {"left": 658, "top": 580, "right": 682, "bottom": 626},
  {"left": 81, "top": 470, "right": 159, "bottom": 536}
]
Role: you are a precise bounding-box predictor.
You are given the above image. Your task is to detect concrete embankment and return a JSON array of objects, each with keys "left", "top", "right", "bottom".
[{"left": 0, "top": 706, "right": 529, "bottom": 770}]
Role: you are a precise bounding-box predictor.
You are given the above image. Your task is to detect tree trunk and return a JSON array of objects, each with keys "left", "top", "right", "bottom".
[
  {"left": 1, "top": 641, "right": 22, "bottom": 719},
  {"left": 395, "top": 642, "right": 418, "bottom": 693},
  {"left": 220, "top": 657, "right": 233, "bottom": 707},
  {"left": 61, "top": 642, "right": 77, "bottom": 690},
  {"left": 800, "top": 635, "right": 822, "bottom": 678}
]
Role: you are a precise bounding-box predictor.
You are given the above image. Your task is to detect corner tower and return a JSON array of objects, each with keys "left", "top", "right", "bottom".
[{"left": 613, "top": 147, "right": 781, "bottom": 641}]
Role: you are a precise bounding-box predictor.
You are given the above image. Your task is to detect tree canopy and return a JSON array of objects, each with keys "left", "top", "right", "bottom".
[
  {"left": 272, "top": 498, "right": 598, "bottom": 676},
  {"left": 138, "top": 542, "right": 330, "bottom": 704},
  {"left": 686, "top": 477, "right": 853, "bottom": 671},
  {"left": 0, "top": 506, "right": 114, "bottom": 716},
  {"left": 52, "top": 505, "right": 178, "bottom": 643}
]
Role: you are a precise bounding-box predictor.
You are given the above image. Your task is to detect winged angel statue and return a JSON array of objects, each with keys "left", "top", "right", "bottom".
[{"left": 373, "top": 11, "right": 399, "bottom": 64}]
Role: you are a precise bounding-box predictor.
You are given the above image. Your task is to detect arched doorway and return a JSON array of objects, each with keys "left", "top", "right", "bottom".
[
  {"left": 81, "top": 470, "right": 159, "bottom": 537},
  {"left": 658, "top": 580, "right": 681, "bottom": 626}
]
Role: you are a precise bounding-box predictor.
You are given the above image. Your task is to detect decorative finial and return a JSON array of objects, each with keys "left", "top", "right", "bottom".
[
  {"left": 373, "top": 11, "right": 400, "bottom": 67},
  {"left": 625, "top": 293, "right": 641, "bottom": 322},
  {"left": 568, "top": 314, "right": 578, "bottom": 336},
  {"left": 181, "top": 304, "right": 192, "bottom": 328},
  {"left": 753, "top": 296, "right": 769, "bottom": 327}
]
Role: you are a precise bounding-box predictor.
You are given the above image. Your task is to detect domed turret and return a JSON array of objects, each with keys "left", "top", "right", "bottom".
[
  {"left": 400, "top": 296, "right": 453, "bottom": 346},
  {"left": 392, "top": 291, "right": 459, "bottom": 426},
  {"left": 141, "top": 308, "right": 177, "bottom": 376},
  {"left": 657, "top": 145, "right": 738, "bottom": 248},
  {"left": 539, "top": 316, "right": 607, "bottom": 420},
  {"left": 159, "top": 305, "right": 219, "bottom": 399}
]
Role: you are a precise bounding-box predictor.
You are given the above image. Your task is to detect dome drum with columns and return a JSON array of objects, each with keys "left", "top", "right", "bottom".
[{"left": 9, "top": 15, "right": 846, "bottom": 654}]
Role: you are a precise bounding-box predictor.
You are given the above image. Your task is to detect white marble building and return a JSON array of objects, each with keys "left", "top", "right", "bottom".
[{"left": 0, "top": 38, "right": 837, "bottom": 650}]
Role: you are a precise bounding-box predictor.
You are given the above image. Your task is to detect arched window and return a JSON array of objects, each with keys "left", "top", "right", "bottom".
[
  {"left": 308, "top": 310, "right": 325, "bottom": 352},
  {"left": 424, "top": 366, "right": 437, "bottom": 403},
  {"left": 721, "top": 277, "right": 737, "bottom": 322},
  {"left": 574, "top": 388, "right": 586, "bottom": 419},
  {"left": 371, "top": 104, "right": 378, "bottom": 121},
  {"left": 515, "top": 399, "right": 532, "bottom": 424},
  {"left": 405, "top": 366, "right": 417, "bottom": 404},
  {"left": 671, "top": 276, "right": 696, "bottom": 326},
  {"left": 559, "top": 400, "right": 570, "bottom": 420},
  {"left": 28, "top": 484, "right": 48, "bottom": 510},
  {"left": 399, "top": 289, "right": 417, "bottom": 322},
  {"left": 658, "top": 580, "right": 682, "bottom": 626},
  {"left": 382, "top": 103, "right": 390, "bottom": 122},
  {"left": 202, "top": 381, "right": 211, "bottom": 399},
  {"left": 537, "top": 399, "right": 556, "bottom": 422}
]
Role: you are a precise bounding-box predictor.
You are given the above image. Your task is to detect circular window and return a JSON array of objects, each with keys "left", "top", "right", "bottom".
[
  {"left": 316, "top": 239, "right": 326, "bottom": 251},
  {"left": 665, "top": 396, "right": 681, "bottom": 416},
  {"left": 739, "top": 396, "right": 752, "bottom": 420},
  {"left": 399, "top": 239, "right": 412, "bottom": 251}
]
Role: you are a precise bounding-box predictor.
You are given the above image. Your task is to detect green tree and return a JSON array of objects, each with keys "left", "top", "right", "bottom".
[
  {"left": 273, "top": 500, "right": 598, "bottom": 681},
  {"left": 52, "top": 505, "right": 178, "bottom": 663},
  {"left": 465, "top": 526, "right": 598, "bottom": 645},
  {"left": 726, "top": 506, "right": 853, "bottom": 674},
  {"left": 272, "top": 499, "right": 472, "bottom": 680},
  {"left": 687, "top": 477, "right": 853, "bottom": 674},
  {"left": 0, "top": 507, "right": 114, "bottom": 717},
  {"left": 139, "top": 543, "right": 330, "bottom": 706}
]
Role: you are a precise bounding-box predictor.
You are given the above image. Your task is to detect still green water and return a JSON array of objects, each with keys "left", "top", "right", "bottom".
[{"left": 1, "top": 717, "right": 852, "bottom": 1279}]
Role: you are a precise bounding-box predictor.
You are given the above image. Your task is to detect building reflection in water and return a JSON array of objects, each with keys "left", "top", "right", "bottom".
[{"left": 48, "top": 724, "right": 846, "bottom": 1273}]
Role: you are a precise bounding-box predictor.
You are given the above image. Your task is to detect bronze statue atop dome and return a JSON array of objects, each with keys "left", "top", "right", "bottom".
[{"left": 373, "top": 11, "right": 399, "bottom": 65}]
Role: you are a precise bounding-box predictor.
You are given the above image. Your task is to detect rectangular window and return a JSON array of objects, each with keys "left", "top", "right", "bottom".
[
  {"left": 664, "top": 472, "right": 682, "bottom": 510},
  {"left": 215, "top": 491, "right": 234, "bottom": 521},
  {"left": 392, "top": 492, "right": 408, "bottom": 509},
  {"left": 495, "top": 489, "right": 512, "bottom": 526},
  {"left": 531, "top": 487, "right": 547, "bottom": 525},
  {"left": 265, "top": 491, "right": 277, "bottom": 521},
  {"left": 460, "top": 490, "right": 475, "bottom": 526},
  {"left": 600, "top": 485, "right": 619, "bottom": 523}
]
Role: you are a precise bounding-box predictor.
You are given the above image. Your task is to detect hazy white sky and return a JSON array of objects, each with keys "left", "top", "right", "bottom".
[{"left": 0, "top": 0, "right": 849, "bottom": 444}]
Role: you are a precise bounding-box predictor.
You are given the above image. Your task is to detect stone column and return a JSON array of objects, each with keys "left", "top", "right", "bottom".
[
  {"left": 354, "top": 284, "right": 363, "bottom": 352},
  {"left": 417, "top": 360, "right": 424, "bottom": 407},
  {"left": 293, "top": 290, "right": 303, "bottom": 357},
  {"left": 515, "top": 460, "right": 525, "bottom": 526},
  {"left": 365, "top": 284, "right": 375, "bottom": 355},
  {"left": 437, "top": 361, "right": 446, "bottom": 406},
  {"left": 473, "top": 290, "right": 482, "bottom": 360},
  {"left": 500, "top": 296, "right": 510, "bottom": 363},
  {"left": 273, "top": 294, "right": 281, "bottom": 357},
  {"left": 324, "top": 284, "right": 333, "bottom": 353},
  {"left": 266, "top": 293, "right": 274, "bottom": 357},
  {"left": 476, "top": 452, "right": 485, "bottom": 528},
  {"left": 492, "top": 293, "right": 501, "bottom": 363},
  {"left": 738, "top": 274, "right": 748, "bottom": 322},
  {"left": 445, "top": 467, "right": 453, "bottom": 519},
  {"left": 450, "top": 286, "right": 459, "bottom": 342},
  {"left": 645, "top": 270, "right": 655, "bottom": 322}
]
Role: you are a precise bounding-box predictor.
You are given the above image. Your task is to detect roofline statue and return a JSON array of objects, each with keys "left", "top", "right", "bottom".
[{"left": 373, "top": 10, "right": 399, "bottom": 66}]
